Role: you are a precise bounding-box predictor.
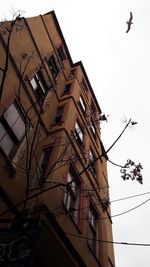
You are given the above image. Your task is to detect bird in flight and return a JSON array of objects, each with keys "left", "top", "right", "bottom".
[{"left": 126, "top": 12, "right": 133, "bottom": 33}]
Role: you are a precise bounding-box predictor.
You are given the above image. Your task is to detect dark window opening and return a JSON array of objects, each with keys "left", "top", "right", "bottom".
[
  {"left": 30, "top": 69, "right": 48, "bottom": 102},
  {"left": 55, "top": 106, "right": 64, "bottom": 124},
  {"left": 89, "top": 150, "right": 97, "bottom": 177},
  {"left": 81, "top": 78, "right": 88, "bottom": 92},
  {"left": 64, "top": 166, "right": 81, "bottom": 224},
  {"left": 35, "top": 147, "right": 52, "bottom": 185},
  {"left": 88, "top": 204, "right": 99, "bottom": 257},
  {"left": 57, "top": 46, "right": 66, "bottom": 62},
  {"left": 63, "top": 83, "right": 71, "bottom": 95},
  {"left": 37, "top": 69, "right": 48, "bottom": 90},
  {"left": 48, "top": 55, "right": 59, "bottom": 78},
  {"left": 74, "top": 121, "right": 83, "bottom": 146},
  {"left": 91, "top": 101, "right": 96, "bottom": 114},
  {"left": 79, "top": 95, "right": 86, "bottom": 113},
  {"left": 68, "top": 69, "right": 76, "bottom": 79},
  {"left": 90, "top": 123, "right": 96, "bottom": 137}
]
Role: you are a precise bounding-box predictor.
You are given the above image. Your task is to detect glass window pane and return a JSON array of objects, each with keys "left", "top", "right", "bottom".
[
  {"left": 0, "top": 133, "right": 14, "bottom": 156},
  {"left": 57, "top": 46, "right": 66, "bottom": 61},
  {"left": 4, "top": 104, "right": 19, "bottom": 127},
  {"left": 91, "top": 125, "right": 96, "bottom": 135},
  {"left": 55, "top": 107, "right": 64, "bottom": 124},
  {"left": 0, "top": 123, "right": 6, "bottom": 140},
  {"left": 75, "top": 122, "right": 83, "bottom": 141},
  {"left": 33, "top": 148, "right": 52, "bottom": 186},
  {"left": 48, "top": 55, "right": 59, "bottom": 78},
  {"left": 90, "top": 150, "right": 94, "bottom": 161},
  {"left": 79, "top": 96, "right": 86, "bottom": 112},
  {"left": 12, "top": 116, "right": 25, "bottom": 140},
  {"left": 65, "top": 167, "right": 80, "bottom": 223},
  {"left": 35, "top": 72, "right": 46, "bottom": 93},
  {"left": 3, "top": 103, "right": 25, "bottom": 141},
  {"left": 67, "top": 172, "right": 72, "bottom": 183},
  {"left": 63, "top": 83, "right": 71, "bottom": 94},
  {"left": 30, "top": 78, "right": 37, "bottom": 90}
]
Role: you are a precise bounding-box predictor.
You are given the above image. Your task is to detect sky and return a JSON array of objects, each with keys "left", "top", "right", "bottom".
[{"left": 1, "top": 1, "right": 150, "bottom": 266}]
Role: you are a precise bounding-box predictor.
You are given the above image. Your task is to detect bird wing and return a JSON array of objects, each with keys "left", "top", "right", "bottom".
[
  {"left": 126, "top": 24, "right": 131, "bottom": 33},
  {"left": 129, "top": 12, "right": 133, "bottom": 22}
]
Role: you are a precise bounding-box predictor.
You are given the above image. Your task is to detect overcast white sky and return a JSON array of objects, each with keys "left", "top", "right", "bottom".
[{"left": 1, "top": 1, "right": 150, "bottom": 266}]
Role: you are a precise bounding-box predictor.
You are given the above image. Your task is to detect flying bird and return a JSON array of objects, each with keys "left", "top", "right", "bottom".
[
  {"left": 126, "top": 12, "right": 133, "bottom": 33},
  {"left": 131, "top": 121, "right": 137, "bottom": 126}
]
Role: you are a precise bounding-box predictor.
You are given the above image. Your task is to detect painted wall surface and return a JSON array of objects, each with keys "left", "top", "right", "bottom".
[{"left": 0, "top": 11, "right": 115, "bottom": 267}]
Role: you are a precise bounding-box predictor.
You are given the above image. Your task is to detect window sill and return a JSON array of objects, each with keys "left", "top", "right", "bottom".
[
  {"left": 50, "top": 120, "right": 64, "bottom": 127},
  {"left": 61, "top": 92, "right": 71, "bottom": 97}
]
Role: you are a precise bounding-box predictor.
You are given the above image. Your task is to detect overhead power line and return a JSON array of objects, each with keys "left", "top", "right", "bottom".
[
  {"left": 66, "top": 231, "right": 150, "bottom": 247},
  {"left": 107, "top": 198, "right": 150, "bottom": 219},
  {"left": 62, "top": 197, "right": 150, "bottom": 221},
  {"left": 111, "top": 191, "right": 150, "bottom": 203}
]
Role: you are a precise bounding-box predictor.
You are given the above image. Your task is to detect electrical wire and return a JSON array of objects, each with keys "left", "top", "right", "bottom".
[
  {"left": 111, "top": 191, "right": 150, "bottom": 203},
  {"left": 65, "top": 231, "right": 150, "bottom": 247},
  {"left": 56, "top": 197, "right": 150, "bottom": 221},
  {"left": 107, "top": 197, "right": 150, "bottom": 219},
  {"left": 1, "top": 159, "right": 149, "bottom": 204}
]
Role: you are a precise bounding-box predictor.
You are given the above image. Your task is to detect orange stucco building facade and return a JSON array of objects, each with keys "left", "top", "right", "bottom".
[{"left": 0, "top": 11, "right": 115, "bottom": 267}]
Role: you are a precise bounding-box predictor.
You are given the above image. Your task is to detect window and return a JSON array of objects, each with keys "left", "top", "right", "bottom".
[
  {"left": 47, "top": 55, "right": 59, "bottom": 78},
  {"left": 57, "top": 45, "right": 66, "bottom": 62},
  {"left": 64, "top": 166, "right": 81, "bottom": 224},
  {"left": 63, "top": 83, "right": 71, "bottom": 95},
  {"left": 55, "top": 106, "right": 64, "bottom": 124},
  {"left": 88, "top": 204, "right": 99, "bottom": 257},
  {"left": 68, "top": 69, "right": 76, "bottom": 80},
  {"left": 74, "top": 121, "right": 83, "bottom": 146},
  {"left": 91, "top": 101, "right": 96, "bottom": 114},
  {"left": 79, "top": 95, "right": 86, "bottom": 113},
  {"left": 30, "top": 69, "right": 48, "bottom": 102},
  {"left": 81, "top": 78, "right": 88, "bottom": 92},
  {"left": 89, "top": 150, "right": 97, "bottom": 177},
  {"left": 0, "top": 102, "right": 25, "bottom": 158},
  {"left": 90, "top": 122, "right": 96, "bottom": 136},
  {"left": 35, "top": 147, "right": 52, "bottom": 185}
]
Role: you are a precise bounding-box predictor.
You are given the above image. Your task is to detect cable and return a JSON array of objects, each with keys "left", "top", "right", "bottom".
[
  {"left": 0, "top": 159, "right": 149, "bottom": 204},
  {"left": 57, "top": 197, "right": 150, "bottom": 221},
  {"left": 65, "top": 231, "right": 150, "bottom": 247},
  {"left": 108, "top": 198, "right": 150, "bottom": 219},
  {"left": 111, "top": 191, "right": 150, "bottom": 203}
]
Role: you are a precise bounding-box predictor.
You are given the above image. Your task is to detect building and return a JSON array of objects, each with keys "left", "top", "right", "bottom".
[{"left": 0, "top": 11, "right": 115, "bottom": 267}]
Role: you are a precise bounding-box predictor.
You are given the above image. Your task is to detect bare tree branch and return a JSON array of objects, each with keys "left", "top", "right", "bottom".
[{"left": 0, "top": 18, "right": 19, "bottom": 101}]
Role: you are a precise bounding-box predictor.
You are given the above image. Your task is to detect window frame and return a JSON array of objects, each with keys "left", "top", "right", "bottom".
[
  {"left": 89, "top": 149, "right": 97, "bottom": 177},
  {"left": 57, "top": 45, "right": 66, "bottom": 62},
  {"left": 47, "top": 55, "right": 59, "bottom": 79},
  {"left": 0, "top": 101, "right": 26, "bottom": 158},
  {"left": 30, "top": 69, "right": 48, "bottom": 102},
  {"left": 64, "top": 166, "right": 81, "bottom": 225},
  {"left": 91, "top": 100, "right": 96, "bottom": 114},
  {"left": 88, "top": 203, "right": 99, "bottom": 257},
  {"left": 74, "top": 120, "right": 84, "bottom": 146},
  {"left": 54, "top": 106, "right": 64, "bottom": 124},
  {"left": 34, "top": 147, "right": 52, "bottom": 186},
  {"left": 63, "top": 83, "right": 71, "bottom": 95},
  {"left": 79, "top": 95, "right": 86, "bottom": 113},
  {"left": 90, "top": 120, "right": 96, "bottom": 137},
  {"left": 81, "top": 78, "right": 88, "bottom": 92}
]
